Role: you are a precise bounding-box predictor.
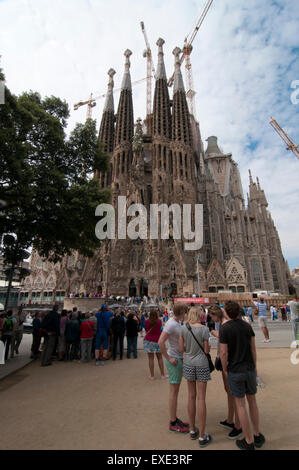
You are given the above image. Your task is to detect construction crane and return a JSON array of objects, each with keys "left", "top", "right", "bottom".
[
  {"left": 140, "top": 21, "right": 156, "bottom": 117},
  {"left": 269, "top": 117, "right": 299, "bottom": 160},
  {"left": 74, "top": 76, "right": 151, "bottom": 119},
  {"left": 168, "top": 0, "right": 214, "bottom": 117}
]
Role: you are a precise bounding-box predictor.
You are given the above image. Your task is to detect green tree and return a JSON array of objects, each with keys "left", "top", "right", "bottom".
[{"left": 0, "top": 68, "right": 110, "bottom": 287}]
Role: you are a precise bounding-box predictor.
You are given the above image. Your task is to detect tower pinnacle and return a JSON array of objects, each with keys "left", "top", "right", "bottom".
[
  {"left": 172, "top": 47, "right": 185, "bottom": 93},
  {"left": 249, "top": 169, "right": 253, "bottom": 184},
  {"left": 103, "top": 68, "right": 116, "bottom": 112},
  {"left": 121, "top": 49, "right": 132, "bottom": 91},
  {"left": 155, "top": 38, "right": 167, "bottom": 80}
]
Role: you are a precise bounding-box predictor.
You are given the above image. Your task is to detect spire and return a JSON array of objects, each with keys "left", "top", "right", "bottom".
[
  {"left": 153, "top": 38, "right": 171, "bottom": 138},
  {"left": 115, "top": 49, "right": 134, "bottom": 146},
  {"left": 155, "top": 38, "right": 167, "bottom": 80},
  {"left": 256, "top": 176, "right": 260, "bottom": 189},
  {"left": 171, "top": 46, "right": 192, "bottom": 145},
  {"left": 173, "top": 47, "right": 185, "bottom": 93},
  {"left": 249, "top": 169, "right": 253, "bottom": 184},
  {"left": 103, "top": 68, "right": 116, "bottom": 112},
  {"left": 99, "top": 68, "right": 116, "bottom": 155},
  {"left": 121, "top": 49, "right": 132, "bottom": 90}
]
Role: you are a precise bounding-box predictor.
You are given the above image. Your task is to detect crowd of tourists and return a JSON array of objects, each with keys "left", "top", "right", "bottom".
[{"left": 27, "top": 304, "right": 149, "bottom": 366}]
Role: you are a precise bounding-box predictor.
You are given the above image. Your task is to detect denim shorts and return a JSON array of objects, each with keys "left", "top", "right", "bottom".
[
  {"left": 95, "top": 330, "right": 109, "bottom": 350},
  {"left": 228, "top": 370, "right": 257, "bottom": 398}
]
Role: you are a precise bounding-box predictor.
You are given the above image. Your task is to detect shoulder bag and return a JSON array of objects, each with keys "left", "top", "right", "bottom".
[{"left": 185, "top": 323, "right": 215, "bottom": 373}]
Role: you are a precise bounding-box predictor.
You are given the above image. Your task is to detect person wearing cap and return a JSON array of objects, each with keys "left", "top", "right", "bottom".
[{"left": 95, "top": 304, "right": 113, "bottom": 366}]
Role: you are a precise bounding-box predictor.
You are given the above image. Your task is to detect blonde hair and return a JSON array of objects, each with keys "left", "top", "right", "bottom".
[
  {"left": 173, "top": 303, "right": 189, "bottom": 318},
  {"left": 187, "top": 307, "right": 202, "bottom": 324}
]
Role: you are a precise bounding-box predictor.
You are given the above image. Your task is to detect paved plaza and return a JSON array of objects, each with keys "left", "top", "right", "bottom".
[{"left": 0, "top": 321, "right": 298, "bottom": 451}]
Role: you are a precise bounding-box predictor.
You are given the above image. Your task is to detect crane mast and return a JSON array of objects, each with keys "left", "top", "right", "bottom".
[
  {"left": 269, "top": 117, "right": 299, "bottom": 160},
  {"left": 140, "top": 21, "right": 155, "bottom": 119}
]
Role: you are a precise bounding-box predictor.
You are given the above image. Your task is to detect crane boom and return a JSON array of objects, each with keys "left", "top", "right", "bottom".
[
  {"left": 165, "top": 0, "right": 213, "bottom": 118},
  {"left": 269, "top": 117, "right": 299, "bottom": 160},
  {"left": 74, "top": 76, "right": 151, "bottom": 117},
  {"left": 187, "top": 0, "right": 214, "bottom": 46}
]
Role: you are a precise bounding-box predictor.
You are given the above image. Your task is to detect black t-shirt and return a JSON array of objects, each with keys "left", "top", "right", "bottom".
[{"left": 219, "top": 319, "right": 255, "bottom": 373}]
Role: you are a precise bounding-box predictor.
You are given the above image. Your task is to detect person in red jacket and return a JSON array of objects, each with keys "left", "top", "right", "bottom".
[{"left": 80, "top": 312, "right": 94, "bottom": 362}]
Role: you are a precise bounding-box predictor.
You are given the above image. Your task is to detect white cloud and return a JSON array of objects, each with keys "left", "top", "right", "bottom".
[{"left": 0, "top": 0, "right": 298, "bottom": 268}]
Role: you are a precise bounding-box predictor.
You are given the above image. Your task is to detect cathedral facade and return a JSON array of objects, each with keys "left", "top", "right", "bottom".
[{"left": 22, "top": 39, "right": 291, "bottom": 301}]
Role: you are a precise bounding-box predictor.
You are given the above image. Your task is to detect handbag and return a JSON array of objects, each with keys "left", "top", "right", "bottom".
[
  {"left": 215, "top": 356, "right": 223, "bottom": 371},
  {"left": 185, "top": 323, "right": 215, "bottom": 373}
]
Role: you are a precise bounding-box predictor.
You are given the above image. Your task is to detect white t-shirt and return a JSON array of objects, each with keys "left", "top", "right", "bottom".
[
  {"left": 163, "top": 317, "right": 182, "bottom": 359},
  {"left": 287, "top": 301, "right": 299, "bottom": 321}
]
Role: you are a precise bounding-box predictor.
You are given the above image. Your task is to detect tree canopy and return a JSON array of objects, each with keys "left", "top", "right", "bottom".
[{"left": 0, "top": 68, "right": 110, "bottom": 266}]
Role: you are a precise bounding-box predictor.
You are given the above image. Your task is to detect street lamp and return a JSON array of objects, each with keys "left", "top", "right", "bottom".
[{"left": 196, "top": 255, "right": 201, "bottom": 297}]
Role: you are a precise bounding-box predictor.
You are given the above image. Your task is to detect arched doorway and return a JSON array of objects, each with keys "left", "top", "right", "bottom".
[
  {"left": 170, "top": 283, "right": 177, "bottom": 296},
  {"left": 97, "top": 285, "right": 102, "bottom": 294},
  {"left": 129, "top": 279, "right": 137, "bottom": 297},
  {"left": 139, "top": 278, "right": 148, "bottom": 297}
]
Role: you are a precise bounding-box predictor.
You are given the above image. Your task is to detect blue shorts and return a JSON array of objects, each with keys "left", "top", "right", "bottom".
[
  {"left": 228, "top": 370, "right": 257, "bottom": 398},
  {"left": 95, "top": 330, "right": 109, "bottom": 350}
]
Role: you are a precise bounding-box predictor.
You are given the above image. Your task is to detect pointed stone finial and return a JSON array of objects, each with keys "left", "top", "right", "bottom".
[
  {"left": 108, "top": 68, "right": 116, "bottom": 79},
  {"left": 249, "top": 169, "right": 253, "bottom": 183},
  {"left": 172, "top": 47, "right": 184, "bottom": 93},
  {"left": 124, "top": 49, "right": 132, "bottom": 65},
  {"left": 156, "top": 38, "right": 167, "bottom": 80},
  {"left": 156, "top": 38, "right": 165, "bottom": 49},
  {"left": 256, "top": 176, "right": 260, "bottom": 189},
  {"left": 121, "top": 49, "right": 132, "bottom": 91},
  {"left": 173, "top": 47, "right": 181, "bottom": 62},
  {"left": 103, "top": 68, "right": 116, "bottom": 112}
]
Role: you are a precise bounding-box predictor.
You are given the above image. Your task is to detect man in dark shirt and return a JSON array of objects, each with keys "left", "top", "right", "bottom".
[
  {"left": 219, "top": 301, "right": 265, "bottom": 451},
  {"left": 40, "top": 305, "right": 60, "bottom": 366}
]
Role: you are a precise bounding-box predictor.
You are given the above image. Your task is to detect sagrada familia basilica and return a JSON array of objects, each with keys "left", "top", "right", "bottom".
[{"left": 23, "top": 39, "right": 292, "bottom": 301}]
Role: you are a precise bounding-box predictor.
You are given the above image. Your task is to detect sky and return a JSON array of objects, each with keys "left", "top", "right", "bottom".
[{"left": 0, "top": 0, "right": 298, "bottom": 270}]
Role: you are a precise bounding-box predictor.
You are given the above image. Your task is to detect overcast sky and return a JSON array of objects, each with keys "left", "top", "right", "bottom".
[{"left": 1, "top": 0, "right": 298, "bottom": 270}]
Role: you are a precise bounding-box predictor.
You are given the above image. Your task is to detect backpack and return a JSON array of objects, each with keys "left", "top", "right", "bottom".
[{"left": 3, "top": 317, "right": 14, "bottom": 334}]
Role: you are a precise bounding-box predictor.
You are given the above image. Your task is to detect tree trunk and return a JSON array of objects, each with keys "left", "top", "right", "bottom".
[{"left": 4, "top": 265, "right": 15, "bottom": 311}]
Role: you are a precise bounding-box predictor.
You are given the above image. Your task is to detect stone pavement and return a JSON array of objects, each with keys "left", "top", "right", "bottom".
[{"left": 0, "top": 346, "right": 298, "bottom": 450}]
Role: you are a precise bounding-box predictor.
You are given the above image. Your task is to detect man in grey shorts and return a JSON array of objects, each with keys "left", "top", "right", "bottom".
[{"left": 219, "top": 301, "right": 266, "bottom": 450}]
